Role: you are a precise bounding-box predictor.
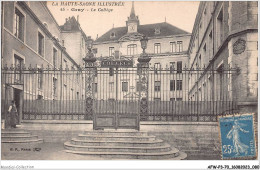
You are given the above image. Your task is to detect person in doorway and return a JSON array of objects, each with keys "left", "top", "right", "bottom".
[{"left": 8, "top": 100, "right": 18, "bottom": 128}]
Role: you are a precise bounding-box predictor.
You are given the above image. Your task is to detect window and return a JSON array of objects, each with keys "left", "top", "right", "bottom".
[
  {"left": 52, "top": 77, "right": 57, "bottom": 98},
  {"left": 170, "top": 80, "right": 175, "bottom": 91},
  {"left": 14, "top": 54, "right": 23, "bottom": 82},
  {"left": 109, "top": 67, "right": 114, "bottom": 76},
  {"left": 170, "top": 62, "right": 175, "bottom": 73},
  {"left": 170, "top": 42, "right": 176, "bottom": 52},
  {"left": 176, "top": 98, "right": 182, "bottom": 101},
  {"left": 154, "top": 28, "right": 160, "bottom": 35},
  {"left": 176, "top": 41, "right": 183, "bottom": 52},
  {"left": 53, "top": 48, "right": 57, "bottom": 68},
  {"left": 14, "top": 8, "right": 24, "bottom": 41},
  {"left": 109, "top": 82, "right": 114, "bottom": 92},
  {"left": 154, "top": 43, "right": 161, "bottom": 54},
  {"left": 217, "top": 7, "right": 224, "bottom": 47},
  {"left": 217, "top": 64, "right": 224, "bottom": 100},
  {"left": 122, "top": 82, "right": 128, "bottom": 92},
  {"left": 93, "top": 83, "right": 98, "bottom": 93},
  {"left": 38, "top": 32, "right": 44, "bottom": 56},
  {"left": 154, "top": 81, "right": 161, "bottom": 92},
  {"left": 127, "top": 44, "right": 137, "bottom": 55},
  {"left": 176, "top": 80, "right": 182, "bottom": 90},
  {"left": 109, "top": 47, "right": 115, "bottom": 57},
  {"left": 154, "top": 63, "right": 160, "bottom": 74},
  {"left": 38, "top": 69, "right": 43, "bottom": 90},
  {"left": 136, "top": 81, "right": 142, "bottom": 92},
  {"left": 177, "top": 61, "right": 182, "bottom": 73}
]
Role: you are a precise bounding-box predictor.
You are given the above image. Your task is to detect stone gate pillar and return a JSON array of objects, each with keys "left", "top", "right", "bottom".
[{"left": 137, "top": 55, "right": 151, "bottom": 121}]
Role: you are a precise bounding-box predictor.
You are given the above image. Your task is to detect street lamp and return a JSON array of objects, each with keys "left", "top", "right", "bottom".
[
  {"left": 83, "top": 37, "right": 96, "bottom": 64},
  {"left": 140, "top": 35, "right": 148, "bottom": 56},
  {"left": 86, "top": 37, "right": 93, "bottom": 52},
  {"left": 138, "top": 35, "right": 151, "bottom": 63}
]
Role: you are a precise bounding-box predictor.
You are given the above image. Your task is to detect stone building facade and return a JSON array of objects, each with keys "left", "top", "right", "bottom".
[
  {"left": 188, "top": 1, "right": 258, "bottom": 113},
  {"left": 1, "top": 1, "right": 87, "bottom": 121},
  {"left": 60, "top": 16, "right": 88, "bottom": 66},
  {"left": 93, "top": 2, "right": 191, "bottom": 101}
]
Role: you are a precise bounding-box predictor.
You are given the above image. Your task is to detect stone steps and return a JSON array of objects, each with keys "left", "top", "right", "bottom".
[
  {"left": 65, "top": 149, "right": 180, "bottom": 160},
  {"left": 1, "top": 129, "right": 43, "bottom": 144},
  {"left": 65, "top": 130, "right": 187, "bottom": 160},
  {"left": 1, "top": 139, "right": 43, "bottom": 144},
  {"left": 1, "top": 135, "right": 39, "bottom": 141},
  {"left": 1, "top": 132, "right": 31, "bottom": 137},
  {"left": 64, "top": 142, "right": 172, "bottom": 153},
  {"left": 77, "top": 134, "right": 156, "bottom": 141},
  {"left": 83, "top": 130, "right": 148, "bottom": 136},
  {"left": 71, "top": 138, "right": 165, "bottom": 147}
]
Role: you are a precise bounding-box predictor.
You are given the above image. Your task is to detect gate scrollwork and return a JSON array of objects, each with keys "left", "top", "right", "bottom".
[
  {"left": 138, "top": 57, "right": 151, "bottom": 120},
  {"left": 84, "top": 57, "right": 96, "bottom": 120}
]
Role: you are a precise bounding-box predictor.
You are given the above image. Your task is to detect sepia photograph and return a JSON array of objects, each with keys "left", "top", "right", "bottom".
[{"left": 0, "top": 0, "right": 259, "bottom": 169}]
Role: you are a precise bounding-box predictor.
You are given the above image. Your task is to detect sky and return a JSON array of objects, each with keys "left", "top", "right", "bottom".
[{"left": 47, "top": 1, "right": 199, "bottom": 39}]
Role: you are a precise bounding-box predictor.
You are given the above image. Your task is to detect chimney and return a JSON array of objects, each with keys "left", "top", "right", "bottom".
[
  {"left": 77, "top": 15, "right": 79, "bottom": 22},
  {"left": 96, "top": 34, "right": 99, "bottom": 40},
  {"left": 66, "top": 18, "right": 68, "bottom": 22}
]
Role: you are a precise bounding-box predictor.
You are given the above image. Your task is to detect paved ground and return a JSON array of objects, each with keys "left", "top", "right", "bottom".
[{"left": 1, "top": 142, "right": 104, "bottom": 160}]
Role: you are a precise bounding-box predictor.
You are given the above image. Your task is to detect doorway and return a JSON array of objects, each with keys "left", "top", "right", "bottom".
[{"left": 13, "top": 88, "right": 22, "bottom": 124}]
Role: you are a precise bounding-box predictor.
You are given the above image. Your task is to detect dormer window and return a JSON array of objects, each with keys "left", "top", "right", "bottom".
[
  {"left": 155, "top": 28, "right": 160, "bottom": 35},
  {"left": 110, "top": 32, "right": 116, "bottom": 39}
]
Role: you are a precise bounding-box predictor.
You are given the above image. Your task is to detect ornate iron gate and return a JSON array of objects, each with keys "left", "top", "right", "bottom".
[
  {"left": 92, "top": 67, "right": 140, "bottom": 130},
  {"left": 1, "top": 63, "right": 239, "bottom": 125}
]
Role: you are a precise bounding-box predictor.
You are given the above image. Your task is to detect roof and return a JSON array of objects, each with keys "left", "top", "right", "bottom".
[
  {"left": 60, "top": 16, "right": 88, "bottom": 41},
  {"left": 60, "top": 16, "right": 80, "bottom": 31},
  {"left": 95, "top": 22, "right": 190, "bottom": 43}
]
